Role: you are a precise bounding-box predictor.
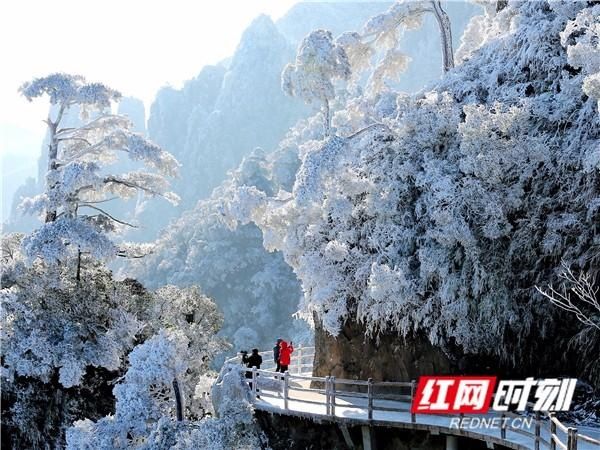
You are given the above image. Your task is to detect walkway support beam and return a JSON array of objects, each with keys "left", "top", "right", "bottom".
[
  {"left": 535, "top": 410, "right": 541, "bottom": 450},
  {"left": 339, "top": 424, "right": 355, "bottom": 450},
  {"left": 445, "top": 435, "right": 458, "bottom": 450},
  {"left": 361, "top": 426, "right": 373, "bottom": 450},
  {"left": 325, "top": 376, "right": 331, "bottom": 416}
]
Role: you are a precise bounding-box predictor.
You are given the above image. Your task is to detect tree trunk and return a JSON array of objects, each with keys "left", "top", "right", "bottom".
[
  {"left": 173, "top": 377, "right": 183, "bottom": 422},
  {"left": 76, "top": 249, "right": 81, "bottom": 281},
  {"left": 323, "top": 99, "right": 331, "bottom": 137},
  {"left": 44, "top": 104, "right": 66, "bottom": 223},
  {"left": 45, "top": 120, "right": 59, "bottom": 223},
  {"left": 431, "top": 1, "right": 454, "bottom": 73}
]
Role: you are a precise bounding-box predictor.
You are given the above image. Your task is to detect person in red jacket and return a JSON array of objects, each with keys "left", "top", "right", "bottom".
[{"left": 278, "top": 340, "right": 294, "bottom": 373}]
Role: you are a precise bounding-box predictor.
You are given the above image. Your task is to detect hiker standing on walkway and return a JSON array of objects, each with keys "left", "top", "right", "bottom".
[
  {"left": 278, "top": 340, "right": 294, "bottom": 373},
  {"left": 242, "top": 348, "right": 262, "bottom": 375},
  {"left": 273, "top": 338, "right": 282, "bottom": 372},
  {"left": 242, "top": 348, "right": 262, "bottom": 394}
]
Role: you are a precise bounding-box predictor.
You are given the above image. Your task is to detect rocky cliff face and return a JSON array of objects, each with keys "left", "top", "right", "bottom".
[
  {"left": 142, "top": 16, "right": 306, "bottom": 239},
  {"left": 187, "top": 15, "right": 305, "bottom": 204},
  {"left": 312, "top": 316, "right": 451, "bottom": 382}
]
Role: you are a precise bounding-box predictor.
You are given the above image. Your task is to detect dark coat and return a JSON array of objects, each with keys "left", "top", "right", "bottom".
[
  {"left": 243, "top": 351, "right": 262, "bottom": 369},
  {"left": 273, "top": 341, "right": 281, "bottom": 363}
]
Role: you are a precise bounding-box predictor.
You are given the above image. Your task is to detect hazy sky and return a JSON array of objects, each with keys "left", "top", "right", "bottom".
[{"left": 0, "top": 0, "right": 299, "bottom": 218}]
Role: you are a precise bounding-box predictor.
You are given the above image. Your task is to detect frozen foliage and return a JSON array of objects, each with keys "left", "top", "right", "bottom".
[
  {"left": 1, "top": 234, "right": 141, "bottom": 447},
  {"left": 282, "top": 29, "right": 351, "bottom": 135},
  {"left": 65, "top": 330, "right": 189, "bottom": 449},
  {"left": 1, "top": 233, "right": 227, "bottom": 447},
  {"left": 1, "top": 234, "right": 141, "bottom": 389},
  {"left": 20, "top": 74, "right": 120, "bottom": 109},
  {"left": 18, "top": 73, "right": 179, "bottom": 266},
  {"left": 336, "top": 0, "right": 455, "bottom": 95},
  {"left": 560, "top": 3, "right": 600, "bottom": 110},
  {"left": 227, "top": 1, "right": 600, "bottom": 374},
  {"left": 66, "top": 332, "right": 263, "bottom": 450},
  {"left": 538, "top": 264, "right": 600, "bottom": 332},
  {"left": 292, "top": 135, "right": 347, "bottom": 205},
  {"left": 21, "top": 216, "right": 116, "bottom": 265},
  {"left": 149, "top": 286, "right": 229, "bottom": 419}
]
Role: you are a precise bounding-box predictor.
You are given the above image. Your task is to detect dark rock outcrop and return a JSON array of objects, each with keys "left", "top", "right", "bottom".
[{"left": 312, "top": 317, "right": 451, "bottom": 382}]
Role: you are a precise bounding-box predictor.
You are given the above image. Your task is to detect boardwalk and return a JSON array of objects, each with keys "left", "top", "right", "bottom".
[{"left": 224, "top": 347, "right": 600, "bottom": 450}]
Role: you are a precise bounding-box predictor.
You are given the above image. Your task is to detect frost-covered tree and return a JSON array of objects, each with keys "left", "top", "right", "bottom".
[
  {"left": 66, "top": 330, "right": 264, "bottom": 450},
  {"left": 1, "top": 233, "right": 142, "bottom": 448},
  {"left": 282, "top": 29, "right": 351, "bottom": 136},
  {"left": 226, "top": 0, "right": 600, "bottom": 383},
  {"left": 560, "top": 3, "right": 600, "bottom": 111},
  {"left": 336, "top": 0, "right": 454, "bottom": 95},
  {"left": 537, "top": 265, "right": 600, "bottom": 332},
  {"left": 1, "top": 232, "right": 226, "bottom": 447},
  {"left": 148, "top": 285, "right": 229, "bottom": 419},
  {"left": 19, "top": 74, "right": 179, "bottom": 275},
  {"left": 65, "top": 330, "right": 191, "bottom": 449}
]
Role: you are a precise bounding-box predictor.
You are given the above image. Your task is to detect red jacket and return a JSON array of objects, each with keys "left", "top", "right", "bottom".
[{"left": 279, "top": 341, "right": 294, "bottom": 366}]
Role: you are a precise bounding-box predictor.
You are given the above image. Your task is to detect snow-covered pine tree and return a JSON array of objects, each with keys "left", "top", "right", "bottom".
[
  {"left": 19, "top": 73, "right": 179, "bottom": 277},
  {"left": 2, "top": 75, "right": 231, "bottom": 449},
  {"left": 282, "top": 30, "right": 351, "bottom": 137}
]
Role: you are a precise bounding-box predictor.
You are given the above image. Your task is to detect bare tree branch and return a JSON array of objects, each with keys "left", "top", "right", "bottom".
[
  {"left": 79, "top": 197, "right": 118, "bottom": 205},
  {"left": 536, "top": 262, "right": 600, "bottom": 331},
  {"left": 78, "top": 204, "right": 138, "bottom": 228}
]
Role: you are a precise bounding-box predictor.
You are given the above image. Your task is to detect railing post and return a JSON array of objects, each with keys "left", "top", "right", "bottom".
[
  {"left": 297, "top": 346, "right": 303, "bottom": 374},
  {"left": 410, "top": 380, "right": 416, "bottom": 423},
  {"left": 534, "top": 410, "right": 541, "bottom": 450},
  {"left": 331, "top": 376, "right": 336, "bottom": 417},
  {"left": 567, "top": 427, "right": 577, "bottom": 450},
  {"left": 252, "top": 366, "right": 257, "bottom": 399},
  {"left": 367, "top": 378, "right": 373, "bottom": 421},
  {"left": 501, "top": 413, "right": 506, "bottom": 439},
  {"left": 325, "top": 376, "right": 331, "bottom": 415},
  {"left": 550, "top": 413, "right": 556, "bottom": 450},
  {"left": 283, "top": 371, "right": 289, "bottom": 411}
]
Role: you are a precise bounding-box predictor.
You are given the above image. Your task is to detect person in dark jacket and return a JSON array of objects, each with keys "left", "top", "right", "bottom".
[
  {"left": 242, "top": 349, "right": 262, "bottom": 395},
  {"left": 273, "top": 338, "right": 282, "bottom": 372},
  {"left": 242, "top": 348, "right": 263, "bottom": 377}
]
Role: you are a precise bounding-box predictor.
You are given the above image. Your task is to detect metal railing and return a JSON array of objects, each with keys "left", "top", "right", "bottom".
[{"left": 224, "top": 347, "right": 600, "bottom": 450}]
